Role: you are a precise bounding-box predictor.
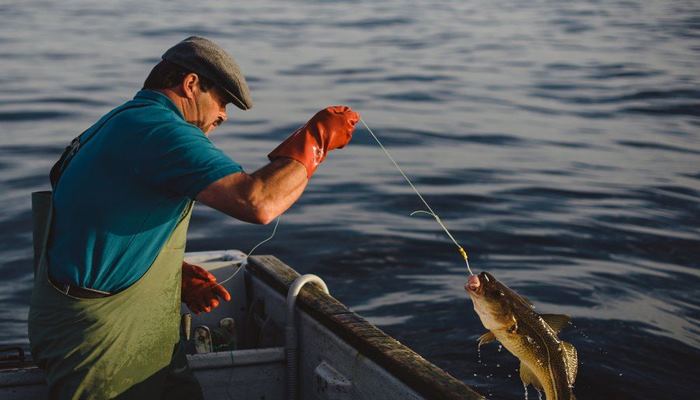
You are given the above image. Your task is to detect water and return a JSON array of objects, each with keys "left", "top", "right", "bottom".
[{"left": 1, "top": 1, "right": 699, "bottom": 398}]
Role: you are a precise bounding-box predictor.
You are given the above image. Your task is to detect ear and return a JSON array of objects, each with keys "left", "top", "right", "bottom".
[{"left": 181, "top": 73, "right": 200, "bottom": 100}]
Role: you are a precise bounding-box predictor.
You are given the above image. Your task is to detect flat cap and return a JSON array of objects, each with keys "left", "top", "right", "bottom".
[{"left": 162, "top": 36, "right": 253, "bottom": 110}]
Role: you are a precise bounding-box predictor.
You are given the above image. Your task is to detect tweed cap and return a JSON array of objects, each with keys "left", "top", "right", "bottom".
[{"left": 162, "top": 36, "right": 253, "bottom": 110}]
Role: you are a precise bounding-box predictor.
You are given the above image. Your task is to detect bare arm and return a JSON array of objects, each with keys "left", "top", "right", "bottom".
[
  {"left": 198, "top": 106, "right": 359, "bottom": 224},
  {"left": 196, "top": 158, "right": 308, "bottom": 224}
]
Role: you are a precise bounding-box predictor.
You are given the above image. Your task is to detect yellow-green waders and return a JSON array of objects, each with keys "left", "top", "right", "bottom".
[
  {"left": 28, "top": 195, "right": 203, "bottom": 399},
  {"left": 29, "top": 105, "right": 204, "bottom": 399}
]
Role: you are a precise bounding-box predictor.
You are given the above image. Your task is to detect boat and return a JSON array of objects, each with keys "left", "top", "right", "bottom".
[{"left": 0, "top": 250, "right": 484, "bottom": 399}]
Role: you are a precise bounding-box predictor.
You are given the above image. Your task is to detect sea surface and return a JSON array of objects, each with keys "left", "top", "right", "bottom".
[{"left": 1, "top": 1, "right": 699, "bottom": 399}]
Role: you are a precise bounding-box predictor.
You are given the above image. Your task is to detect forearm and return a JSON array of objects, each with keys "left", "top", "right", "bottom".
[
  {"left": 247, "top": 158, "right": 308, "bottom": 223},
  {"left": 196, "top": 158, "right": 307, "bottom": 224},
  {"left": 197, "top": 105, "right": 357, "bottom": 223}
]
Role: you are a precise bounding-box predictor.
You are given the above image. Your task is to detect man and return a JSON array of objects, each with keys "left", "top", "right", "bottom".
[{"left": 28, "top": 36, "right": 359, "bottom": 399}]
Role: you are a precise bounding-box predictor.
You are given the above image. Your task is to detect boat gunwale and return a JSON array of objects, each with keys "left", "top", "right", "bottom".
[{"left": 247, "top": 255, "right": 484, "bottom": 400}]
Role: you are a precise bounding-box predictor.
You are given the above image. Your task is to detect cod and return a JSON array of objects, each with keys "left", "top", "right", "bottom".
[{"left": 465, "top": 272, "right": 578, "bottom": 400}]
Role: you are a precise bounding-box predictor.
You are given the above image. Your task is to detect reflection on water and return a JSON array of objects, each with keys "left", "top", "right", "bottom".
[{"left": 1, "top": 1, "right": 699, "bottom": 398}]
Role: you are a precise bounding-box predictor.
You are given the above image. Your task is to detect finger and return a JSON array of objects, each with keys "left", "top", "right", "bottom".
[
  {"left": 203, "top": 271, "right": 218, "bottom": 282},
  {"left": 198, "top": 268, "right": 214, "bottom": 281},
  {"left": 213, "top": 285, "right": 231, "bottom": 301},
  {"left": 196, "top": 299, "right": 209, "bottom": 310},
  {"left": 209, "top": 298, "right": 220, "bottom": 309},
  {"left": 348, "top": 110, "right": 360, "bottom": 125},
  {"left": 191, "top": 264, "right": 214, "bottom": 281}
]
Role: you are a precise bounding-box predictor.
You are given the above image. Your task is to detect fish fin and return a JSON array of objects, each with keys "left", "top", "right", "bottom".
[
  {"left": 561, "top": 341, "right": 579, "bottom": 385},
  {"left": 519, "top": 294, "right": 535, "bottom": 308},
  {"left": 519, "top": 362, "right": 543, "bottom": 391},
  {"left": 478, "top": 331, "right": 496, "bottom": 346},
  {"left": 540, "top": 314, "right": 571, "bottom": 333}
]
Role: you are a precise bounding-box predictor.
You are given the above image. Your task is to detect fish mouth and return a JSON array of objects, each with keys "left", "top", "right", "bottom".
[{"left": 464, "top": 274, "right": 482, "bottom": 295}]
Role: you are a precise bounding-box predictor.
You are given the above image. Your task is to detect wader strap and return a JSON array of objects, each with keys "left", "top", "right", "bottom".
[
  {"left": 50, "top": 103, "right": 148, "bottom": 189},
  {"left": 38, "top": 103, "right": 149, "bottom": 273},
  {"left": 31, "top": 191, "right": 53, "bottom": 275}
]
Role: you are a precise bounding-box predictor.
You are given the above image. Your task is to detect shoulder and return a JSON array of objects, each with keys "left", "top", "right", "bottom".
[
  {"left": 145, "top": 121, "right": 213, "bottom": 152},
  {"left": 126, "top": 104, "right": 207, "bottom": 147},
  {"left": 111, "top": 95, "right": 192, "bottom": 133}
]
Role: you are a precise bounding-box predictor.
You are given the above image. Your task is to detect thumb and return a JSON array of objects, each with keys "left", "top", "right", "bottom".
[
  {"left": 192, "top": 264, "right": 216, "bottom": 281},
  {"left": 347, "top": 110, "right": 360, "bottom": 126}
]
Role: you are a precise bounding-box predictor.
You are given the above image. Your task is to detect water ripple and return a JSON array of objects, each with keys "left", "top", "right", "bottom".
[
  {"left": 2, "top": 2, "right": 700, "bottom": 398},
  {"left": 621, "top": 103, "right": 700, "bottom": 117},
  {"left": 616, "top": 140, "right": 700, "bottom": 155},
  {"left": 0, "top": 110, "right": 77, "bottom": 121}
]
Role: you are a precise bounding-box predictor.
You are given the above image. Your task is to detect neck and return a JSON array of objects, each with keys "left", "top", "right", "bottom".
[{"left": 155, "top": 88, "right": 186, "bottom": 116}]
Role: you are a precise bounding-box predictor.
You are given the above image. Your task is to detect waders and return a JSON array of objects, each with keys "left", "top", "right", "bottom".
[{"left": 28, "top": 104, "right": 203, "bottom": 399}]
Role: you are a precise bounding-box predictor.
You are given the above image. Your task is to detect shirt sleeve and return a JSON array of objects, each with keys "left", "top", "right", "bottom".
[{"left": 135, "top": 123, "right": 244, "bottom": 199}]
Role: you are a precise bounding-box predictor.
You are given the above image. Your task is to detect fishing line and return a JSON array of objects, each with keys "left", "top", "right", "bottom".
[
  {"left": 212, "top": 116, "right": 474, "bottom": 290},
  {"left": 359, "top": 118, "right": 474, "bottom": 276},
  {"left": 215, "top": 216, "right": 281, "bottom": 287}
]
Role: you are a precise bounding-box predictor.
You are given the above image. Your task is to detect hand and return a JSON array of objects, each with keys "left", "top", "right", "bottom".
[
  {"left": 181, "top": 261, "right": 231, "bottom": 314},
  {"left": 268, "top": 105, "right": 360, "bottom": 178}
]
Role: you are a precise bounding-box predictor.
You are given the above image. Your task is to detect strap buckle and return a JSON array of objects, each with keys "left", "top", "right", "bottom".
[{"left": 67, "top": 138, "right": 81, "bottom": 158}]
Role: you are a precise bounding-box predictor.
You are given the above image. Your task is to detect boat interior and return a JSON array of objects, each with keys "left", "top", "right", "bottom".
[{"left": 0, "top": 250, "right": 483, "bottom": 400}]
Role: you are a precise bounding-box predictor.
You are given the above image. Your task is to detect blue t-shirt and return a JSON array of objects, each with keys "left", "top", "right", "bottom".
[{"left": 48, "top": 90, "right": 243, "bottom": 292}]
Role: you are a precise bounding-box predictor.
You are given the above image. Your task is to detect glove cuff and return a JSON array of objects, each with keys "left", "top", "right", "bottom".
[{"left": 268, "top": 128, "right": 325, "bottom": 178}]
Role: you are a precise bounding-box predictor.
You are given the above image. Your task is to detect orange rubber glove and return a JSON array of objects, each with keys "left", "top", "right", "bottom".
[
  {"left": 181, "top": 261, "right": 231, "bottom": 314},
  {"left": 268, "top": 105, "right": 360, "bottom": 178}
]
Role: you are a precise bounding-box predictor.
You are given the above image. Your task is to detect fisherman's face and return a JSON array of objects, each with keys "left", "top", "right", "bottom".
[
  {"left": 190, "top": 86, "right": 228, "bottom": 135},
  {"left": 180, "top": 73, "right": 228, "bottom": 135}
]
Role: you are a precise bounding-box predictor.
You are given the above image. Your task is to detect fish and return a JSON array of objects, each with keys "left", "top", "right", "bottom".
[{"left": 465, "top": 272, "right": 578, "bottom": 400}]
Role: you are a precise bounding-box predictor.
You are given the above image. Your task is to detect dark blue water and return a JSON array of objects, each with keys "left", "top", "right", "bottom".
[{"left": 2, "top": 1, "right": 699, "bottom": 399}]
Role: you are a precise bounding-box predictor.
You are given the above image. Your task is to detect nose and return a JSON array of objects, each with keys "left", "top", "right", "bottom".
[{"left": 213, "top": 111, "right": 227, "bottom": 129}]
